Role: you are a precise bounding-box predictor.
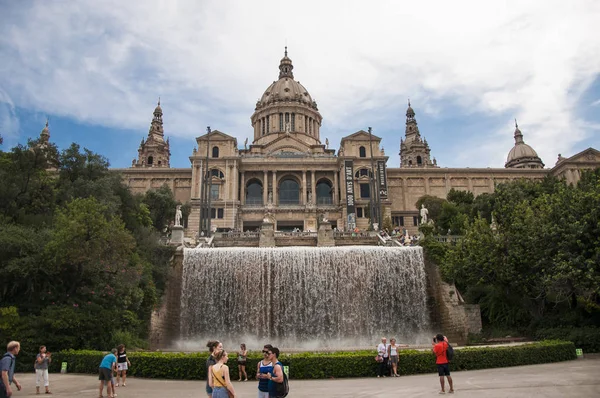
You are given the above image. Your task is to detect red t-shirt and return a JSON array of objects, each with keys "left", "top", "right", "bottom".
[{"left": 433, "top": 341, "right": 448, "bottom": 364}]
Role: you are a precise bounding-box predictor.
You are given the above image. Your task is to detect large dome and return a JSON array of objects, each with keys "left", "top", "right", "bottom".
[
  {"left": 250, "top": 49, "right": 323, "bottom": 146},
  {"left": 505, "top": 123, "right": 544, "bottom": 169},
  {"left": 259, "top": 78, "right": 315, "bottom": 108}
]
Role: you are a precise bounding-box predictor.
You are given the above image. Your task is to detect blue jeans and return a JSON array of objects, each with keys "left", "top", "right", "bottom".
[{"left": 212, "top": 386, "right": 229, "bottom": 398}]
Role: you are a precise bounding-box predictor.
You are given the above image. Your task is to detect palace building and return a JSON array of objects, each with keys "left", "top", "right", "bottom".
[{"left": 104, "top": 49, "right": 600, "bottom": 234}]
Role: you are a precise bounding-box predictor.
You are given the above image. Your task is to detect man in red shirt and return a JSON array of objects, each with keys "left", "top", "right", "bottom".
[{"left": 432, "top": 334, "right": 454, "bottom": 394}]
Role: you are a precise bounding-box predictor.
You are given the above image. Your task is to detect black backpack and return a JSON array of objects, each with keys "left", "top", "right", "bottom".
[
  {"left": 446, "top": 343, "right": 454, "bottom": 362},
  {"left": 274, "top": 362, "right": 289, "bottom": 398}
]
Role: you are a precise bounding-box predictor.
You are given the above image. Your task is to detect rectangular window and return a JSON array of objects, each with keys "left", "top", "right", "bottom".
[
  {"left": 210, "top": 185, "right": 219, "bottom": 200},
  {"left": 266, "top": 115, "right": 270, "bottom": 133},
  {"left": 309, "top": 118, "right": 312, "bottom": 134},
  {"left": 392, "top": 216, "right": 404, "bottom": 226},
  {"left": 357, "top": 207, "right": 363, "bottom": 218},
  {"left": 285, "top": 113, "right": 290, "bottom": 122},
  {"left": 211, "top": 208, "right": 216, "bottom": 219},
  {"left": 413, "top": 216, "right": 418, "bottom": 226},
  {"left": 360, "top": 183, "right": 370, "bottom": 198},
  {"left": 279, "top": 113, "right": 283, "bottom": 131},
  {"left": 217, "top": 208, "right": 224, "bottom": 219},
  {"left": 262, "top": 118, "right": 265, "bottom": 135},
  {"left": 305, "top": 116, "right": 308, "bottom": 132},
  {"left": 291, "top": 113, "right": 295, "bottom": 131}
]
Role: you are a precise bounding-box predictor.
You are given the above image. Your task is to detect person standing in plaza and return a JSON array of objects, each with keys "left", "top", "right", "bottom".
[
  {"left": 266, "top": 347, "right": 284, "bottom": 398},
  {"left": 1, "top": 341, "right": 22, "bottom": 398},
  {"left": 115, "top": 344, "right": 131, "bottom": 387},
  {"left": 208, "top": 350, "right": 236, "bottom": 398},
  {"left": 256, "top": 345, "right": 273, "bottom": 398},
  {"left": 432, "top": 334, "right": 454, "bottom": 394},
  {"left": 237, "top": 343, "right": 248, "bottom": 382},
  {"left": 98, "top": 348, "right": 117, "bottom": 398},
  {"left": 387, "top": 338, "right": 400, "bottom": 377},
  {"left": 376, "top": 337, "right": 389, "bottom": 377},
  {"left": 35, "top": 345, "right": 52, "bottom": 394},
  {"left": 206, "top": 340, "right": 223, "bottom": 397}
]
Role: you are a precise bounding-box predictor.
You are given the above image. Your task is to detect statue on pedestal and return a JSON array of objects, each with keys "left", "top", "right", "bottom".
[
  {"left": 420, "top": 204, "right": 429, "bottom": 224},
  {"left": 268, "top": 191, "right": 273, "bottom": 205},
  {"left": 175, "top": 205, "right": 183, "bottom": 226}
]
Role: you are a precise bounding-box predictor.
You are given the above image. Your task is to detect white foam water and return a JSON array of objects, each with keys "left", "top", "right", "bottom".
[{"left": 180, "top": 246, "right": 431, "bottom": 349}]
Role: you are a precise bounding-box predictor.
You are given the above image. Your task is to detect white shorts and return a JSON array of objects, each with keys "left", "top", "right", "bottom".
[{"left": 117, "top": 363, "right": 128, "bottom": 371}]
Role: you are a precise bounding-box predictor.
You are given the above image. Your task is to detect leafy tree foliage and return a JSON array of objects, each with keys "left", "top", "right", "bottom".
[
  {"left": 0, "top": 141, "right": 175, "bottom": 353},
  {"left": 428, "top": 172, "right": 600, "bottom": 332}
]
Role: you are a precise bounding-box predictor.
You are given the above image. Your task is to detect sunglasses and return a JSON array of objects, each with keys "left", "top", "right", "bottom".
[{"left": 263, "top": 351, "right": 272, "bottom": 355}]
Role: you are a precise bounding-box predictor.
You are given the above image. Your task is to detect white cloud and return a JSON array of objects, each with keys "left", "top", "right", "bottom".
[
  {"left": 1, "top": 0, "right": 599, "bottom": 167},
  {"left": 0, "top": 88, "right": 20, "bottom": 143}
]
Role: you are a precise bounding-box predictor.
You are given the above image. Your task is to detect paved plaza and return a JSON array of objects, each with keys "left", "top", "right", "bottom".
[{"left": 10, "top": 355, "right": 600, "bottom": 397}]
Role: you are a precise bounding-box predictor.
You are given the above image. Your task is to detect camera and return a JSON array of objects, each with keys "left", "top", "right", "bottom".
[{"left": 432, "top": 337, "right": 437, "bottom": 343}]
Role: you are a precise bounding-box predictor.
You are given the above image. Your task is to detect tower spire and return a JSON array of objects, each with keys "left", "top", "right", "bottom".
[
  {"left": 514, "top": 119, "right": 524, "bottom": 144},
  {"left": 278, "top": 47, "right": 294, "bottom": 79}
]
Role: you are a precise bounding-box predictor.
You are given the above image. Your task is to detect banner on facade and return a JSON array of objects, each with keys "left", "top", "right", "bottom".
[
  {"left": 344, "top": 160, "right": 356, "bottom": 230},
  {"left": 377, "top": 160, "right": 388, "bottom": 198}
]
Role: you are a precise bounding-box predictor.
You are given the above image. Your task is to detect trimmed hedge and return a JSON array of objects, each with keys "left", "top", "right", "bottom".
[
  {"left": 535, "top": 327, "right": 600, "bottom": 353},
  {"left": 42, "top": 340, "right": 575, "bottom": 380}
]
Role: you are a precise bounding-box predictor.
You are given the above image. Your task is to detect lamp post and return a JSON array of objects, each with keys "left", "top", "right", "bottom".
[
  {"left": 199, "top": 126, "right": 212, "bottom": 237},
  {"left": 368, "top": 126, "right": 382, "bottom": 230}
]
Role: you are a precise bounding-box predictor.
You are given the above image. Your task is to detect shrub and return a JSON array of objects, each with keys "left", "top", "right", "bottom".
[
  {"left": 535, "top": 327, "right": 600, "bottom": 353},
  {"left": 45, "top": 340, "right": 575, "bottom": 379}
]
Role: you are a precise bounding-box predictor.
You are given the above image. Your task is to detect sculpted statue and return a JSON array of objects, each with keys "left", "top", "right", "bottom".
[
  {"left": 175, "top": 205, "right": 183, "bottom": 226},
  {"left": 244, "top": 138, "right": 248, "bottom": 150},
  {"left": 325, "top": 138, "right": 329, "bottom": 148},
  {"left": 420, "top": 204, "right": 429, "bottom": 224},
  {"left": 284, "top": 122, "right": 291, "bottom": 133},
  {"left": 268, "top": 191, "right": 273, "bottom": 204},
  {"left": 263, "top": 209, "right": 275, "bottom": 224},
  {"left": 307, "top": 192, "right": 313, "bottom": 205}
]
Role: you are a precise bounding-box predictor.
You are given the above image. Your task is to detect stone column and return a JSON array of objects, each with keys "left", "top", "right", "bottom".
[
  {"left": 302, "top": 171, "right": 307, "bottom": 205},
  {"left": 424, "top": 176, "right": 430, "bottom": 195},
  {"left": 240, "top": 172, "right": 246, "bottom": 205},
  {"left": 224, "top": 160, "right": 230, "bottom": 199},
  {"left": 402, "top": 178, "right": 408, "bottom": 210},
  {"left": 272, "top": 171, "right": 277, "bottom": 204},
  {"left": 311, "top": 170, "right": 316, "bottom": 199},
  {"left": 263, "top": 170, "right": 268, "bottom": 204},
  {"left": 333, "top": 168, "right": 338, "bottom": 204}
]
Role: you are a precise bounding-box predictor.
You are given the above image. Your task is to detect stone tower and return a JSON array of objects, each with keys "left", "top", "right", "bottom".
[
  {"left": 133, "top": 99, "right": 171, "bottom": 168},
  {"left": 399, "top": 101, "right": 437, "bottom": 168},
  {"left": 505, "top": 120, "right": 544, "bottom": 169}
]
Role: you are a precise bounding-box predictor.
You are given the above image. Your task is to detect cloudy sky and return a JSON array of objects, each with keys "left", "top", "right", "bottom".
[{"left": 1, "top": 0, "right": 599, "bottom": 168}]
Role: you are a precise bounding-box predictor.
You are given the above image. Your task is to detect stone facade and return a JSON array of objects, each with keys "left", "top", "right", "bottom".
[{"left": 114, "top": 49, "right": 600, "bottom": 236}]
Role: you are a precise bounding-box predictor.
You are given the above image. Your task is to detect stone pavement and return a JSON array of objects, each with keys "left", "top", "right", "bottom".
[{"left": 10, "top": 356, "right": 600, "bottom": 398}]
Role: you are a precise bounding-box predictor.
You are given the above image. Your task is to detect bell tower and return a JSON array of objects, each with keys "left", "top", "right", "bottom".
[
  {"left": 133, "top": 99, "right": 171, "bottom": 168},
  {"left": 399, "top": 101, "right": 437, "bottom": 168}
]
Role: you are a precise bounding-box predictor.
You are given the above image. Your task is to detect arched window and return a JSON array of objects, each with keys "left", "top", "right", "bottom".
[
  {"left": 210, "top": 169, "right": 224, "bottom": 179},
  {"left": 355, "top": 168, "right": 372, "bottom": 179},
  {"left": 359, "top": 146, "right": 367, "bottom": 158},
  {"left": 408, "top": 160, "right": 413, "bottom": 166},
  {"left": 147, "top": 156, "right": 154, "bottom": 165},
  {"left": 212, "top": 146, "right": 219, "bottom": 158},
  {"left": 417, "top": 156, "right": 422, "bottom": 165},
  {"left": 279, "top": 178, "right": 300, "bottom": 205},
  {"left": 246, "top": 179, "right": 263, "bottom": 205},
  {"left": 316, "top": 179, "right": 333, "bottom": 205}
]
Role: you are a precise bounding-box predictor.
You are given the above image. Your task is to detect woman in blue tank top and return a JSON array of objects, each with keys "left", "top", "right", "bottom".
[{"left": 256, "top": 345, "right": 273, "bottom": 398}]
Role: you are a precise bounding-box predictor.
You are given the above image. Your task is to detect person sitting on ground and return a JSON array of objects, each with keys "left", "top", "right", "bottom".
[
  {"left": 208, "top": 350, "right": 236, "bottom": 398},
  {"left": 432, "top": 334, "right": 454, "bottom": 394}
]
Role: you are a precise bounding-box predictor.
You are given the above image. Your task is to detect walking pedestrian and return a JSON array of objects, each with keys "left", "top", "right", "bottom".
[
  {"left": 432, "top": 334, "right": 454, "bottom": 394},
  {"left": 237, "top": 343, "right": 248, "bottom": 382},
  {"left": 208, "top": 350, "right": 236, "bottom": 398},
  {"left": 35, "top": 345, "right": 52, "bottom": 394},
  {"left": 1, "top": 341, "right": 22, "bottom": 398}
]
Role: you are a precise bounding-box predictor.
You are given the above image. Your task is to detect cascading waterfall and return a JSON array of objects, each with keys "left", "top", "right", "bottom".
[{"left": 180, "top": 246, "right": 431, "bottom": 348}]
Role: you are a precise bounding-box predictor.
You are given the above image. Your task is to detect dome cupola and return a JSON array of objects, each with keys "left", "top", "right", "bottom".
[
  {"left": 250, "top": 48, "right": 323, "bottom": 147},
  {"left": 505, "top": 120, "right": 544, "bottom": 169}
]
